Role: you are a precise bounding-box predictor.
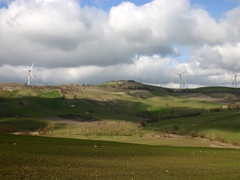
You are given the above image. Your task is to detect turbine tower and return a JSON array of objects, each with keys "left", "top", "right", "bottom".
[
  {"left": 231, "top": 78, "right": 235, "bottom": 88},
  {"left": 24, "top": 63, "right": 34, "bottom": 85},
  {"left": 175, "top": 70, "right": 186, "bottom": 89},
  {"left": 183, "top": 80, "right": 187, "bottom": 89},
  {"left": 232, "top": 71, "right": 240, "bottom": 88}
]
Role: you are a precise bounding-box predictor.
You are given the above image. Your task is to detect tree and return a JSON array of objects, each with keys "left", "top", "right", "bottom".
[
  {"left": 74, "top": 94, "right": 77, "bottom": 100},
  {"left": 47, "top": 121, "right": 56, "bottom": 135},
  {"left": 0, "top": 124, "right": 14, "bottom": 134},
  {"left": 66, "top": 123, "right": 74, "bottom": 135},
  {"left": 189, "top": 130, "right": 197, "bottom": 137},
  {"left": 43, "top": 127, "right": 48, "bottom": 135}
]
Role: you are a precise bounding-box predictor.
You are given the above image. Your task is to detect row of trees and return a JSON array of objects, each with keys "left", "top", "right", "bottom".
[
  {"left": 36, "top": 122, "right": 56, "bottom": 135},
  {"left": 137, "top": 102, "right": 240, "bottom": 123},
  {"left": 136, "top": 109, "right": 203, "bottom": 123},
  {"left": 227, "top": 102, "right": 240, "bottom": 110},
  {"left": 0, "top": 124, "right": 14, "bottom": 134},
  {"left": 34, "top": 120, "right": 142, "bottom": 137},
  {"left": 65, "top": 120, "right": 141, "bottom": 136}
]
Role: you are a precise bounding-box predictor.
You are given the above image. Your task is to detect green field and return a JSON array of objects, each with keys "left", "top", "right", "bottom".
[
  {"left": 0, "top": 83, "right": 227, "bottom": 121},
  {"left": 1, "top": 135, "right": 240, "bottom": 179},
  {"left": 1, "top": 82, "right": 240, "bottom": 145},
  {"left": 1, "top": 82, "right": 240, "bottom": 179}
]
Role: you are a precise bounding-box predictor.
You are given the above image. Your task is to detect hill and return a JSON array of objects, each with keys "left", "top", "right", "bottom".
[{"left": 1, "top": 80, "right": 240, "bottom": 147}]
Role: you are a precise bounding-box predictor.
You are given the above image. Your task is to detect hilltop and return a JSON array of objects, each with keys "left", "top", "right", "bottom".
[
  {"left": 1, "top": 80, "right": 240, "bottom": 102},
  {"left": 1, "top": 80, "right": 240, "bottom": 120}
]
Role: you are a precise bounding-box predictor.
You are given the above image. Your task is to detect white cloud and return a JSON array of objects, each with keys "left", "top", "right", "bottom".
[
  {"left": 190, "top": 43, "right": 240, "bottom": 70},
  {"left": 0, "top": 0, "right": 240, "bottom": 87}
]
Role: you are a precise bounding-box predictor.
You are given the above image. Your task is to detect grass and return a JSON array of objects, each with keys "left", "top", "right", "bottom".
[
  {"left": 0, "top": 85, "right": 223, "bottom": 121},
  {"left": 1, "top": 84, "right": 240, "bottom": 179},
  {"left": 87, "top": 135, "right": 211, "bottom": 147},
  {"left": 151, "top": 110, "right": 240, "bottom": 143},
  {"left": 1, "top": 84, "right": 240, "bottom": 147},
  {"left": 1, "top": 134, "right": 240, "bottom": 179},
  {"left": 0, "top": 117, "right": 49, "bottom": 131}
]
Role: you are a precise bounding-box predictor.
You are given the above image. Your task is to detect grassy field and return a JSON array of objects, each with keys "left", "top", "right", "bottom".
[
  {"left": 1, "top": 82, "right": 240, "bottom": 146},
  {"left": 0, "top": 117, "right": 49, "bottom": 132},
  {"left": 1, "top": 82, "right": 240, "bottom": 179},
  {"left": 150, "top": 110, "right": 240, "bottom": 143},
  {"left": 1, "top": 134, "right": 240, "bottom": 180},
  {"left": 0, "top": 84, "right": 225, "bottom": 121}
]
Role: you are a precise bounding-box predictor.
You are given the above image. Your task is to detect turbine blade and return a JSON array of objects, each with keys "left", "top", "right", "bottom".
[
  {"left": 30, "top": 62, "right": 35, "bottom": 70},
  {"left": 181, "top": 70, "right": 187, "bottom": 75},
  {"left": 30, "top": 72, "right": 34, "bottom": 79}
]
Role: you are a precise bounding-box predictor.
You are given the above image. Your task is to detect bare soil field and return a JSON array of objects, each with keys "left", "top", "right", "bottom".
[{"left": 183, "top": 93, "right": 239, "bottom": 104}]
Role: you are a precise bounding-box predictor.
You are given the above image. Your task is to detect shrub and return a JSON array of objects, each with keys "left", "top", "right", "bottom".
[
  {"left": 228, "top": 104, "right": 234, "bottom": 110},
  {"left": 206, "top": 135, "right": 213, "bottom": 141},
  {"left": 178, "top": 130, "right": 183, "bottom": 135},
  {"left": 19, "top": 101, "right": 24, "bottom": 105},
  {"left": 215, "top": 134, "right": 222, "bottom": 141},
  {"left": 42, "top": 127, "right": 49, "bottom": 135},
  {"left": 164, "top": 129, "right": 169, "bottom": 134},
  {"left": 189, "top": 130, "right": 197, "bottom": 137},
  {"left": 47, "top": 122, "right": 56, "bottom": 135},
  {"left": 210, "top": 108, "right": 222, "bottom": 113},
  {"left": 74, "top": 95, "right": 77, "bottom": 100},
  {"left": 232, "top": 140, "right": 238, "bottom": 146},
  {"left": 219, "top": 138, "right": 227, "bottom": 143},
  {"left": 228, "top": 103, "right": 240, "bottom": 110},
  {"left": 198, "top": 132, "right": 205, "bottom": 138},
  {"left": 36, "top": 127, "right": 42, "bottom": 135},
  {"left": 0, "top": 124, "right": 14, "bottom": 134},
  {"left": 172, "top": 125, "right": 179, "bottom": 131},
  {"left": 170, "top": 129, "right": 176, "bottom": 134},
  {"left": 137, "top": 119, "right": 145, "bottom": 127},
  {"left": 235, "top": 102, "right": 240, "bottom": 109}
]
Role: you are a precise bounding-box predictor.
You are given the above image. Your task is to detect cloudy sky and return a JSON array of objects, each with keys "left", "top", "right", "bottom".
[{"left": 0, "top": 0, "right": 240, "bottom": 88}]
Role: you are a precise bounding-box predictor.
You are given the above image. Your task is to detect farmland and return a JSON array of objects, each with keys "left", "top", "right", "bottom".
[
  {"left": 1, "top": 134, "right": 240, "bottom": 180},
  {"left": 1, "top": 80, "right": 240, "bottom": 179},
  {"left": 1, "top": 81, "right": 240, "bottom": 146}
]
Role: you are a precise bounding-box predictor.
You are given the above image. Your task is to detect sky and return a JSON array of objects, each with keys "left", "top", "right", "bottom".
[{"left": 0, "top": 0, "right": 240, "bottom": 88}]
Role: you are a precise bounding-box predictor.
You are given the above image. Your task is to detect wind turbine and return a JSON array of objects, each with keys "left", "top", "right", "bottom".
[
  {"left": 24, "top": 63, "right": 34, "bottom": 85},
  {"left": 231, "top": 78, "right": 235, "bottom": 88},
  {"left": 183, "top": 80, "right": 187, "bottom": 89},
  {"left": 232, "top": 71, "right": 240, "bottom": 88},
  {"left": 175, "top": 70, "right": 186, "bottom": 89}
]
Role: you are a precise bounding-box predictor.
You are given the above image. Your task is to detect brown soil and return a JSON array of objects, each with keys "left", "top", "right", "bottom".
[{"left": 183, "top": 93, "right": 237, "bottom": 104}]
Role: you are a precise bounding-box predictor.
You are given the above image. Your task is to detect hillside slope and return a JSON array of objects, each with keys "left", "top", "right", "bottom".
[
  {"left": 1, "top": 81, "right": 240, "bottom": 146},
  {"left": 1, "top": 81, "right": 237, "bottom": 120}
]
